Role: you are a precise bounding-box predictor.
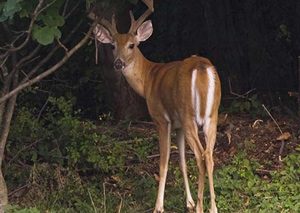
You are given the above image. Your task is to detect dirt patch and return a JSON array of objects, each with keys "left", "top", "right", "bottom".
[{"left": 129, "top": 113, "right": 299, "bottom": 173}]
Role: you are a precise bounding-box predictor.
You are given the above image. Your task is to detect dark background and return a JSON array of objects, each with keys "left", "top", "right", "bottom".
[
  {"left": 79, "top": 0, "right": 300, "bottom": 119},
  {"left": 4, "top": 0, "right": 299, "bottom": 120}
]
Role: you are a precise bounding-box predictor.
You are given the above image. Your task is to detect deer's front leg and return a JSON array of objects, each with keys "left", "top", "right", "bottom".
[{"left": 153, "top": 121, "right": 171, "bottom": 213}]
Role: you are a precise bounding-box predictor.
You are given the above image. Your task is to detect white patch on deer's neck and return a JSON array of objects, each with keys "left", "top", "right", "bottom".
[
  {"left": 205, "top": 67, "right": 215, "bottom": 119},
  {"left": 163, "top": 112, "right": 171, "bottom": 123},
  {"left": 191, "top": 69, "right": 203, "bottom": 126},
  {"left": 122, "top": 62, "right": 145, "bottom": 97},
  {"left": 122, "top": 61, "right": 134, "bottom": 75}
]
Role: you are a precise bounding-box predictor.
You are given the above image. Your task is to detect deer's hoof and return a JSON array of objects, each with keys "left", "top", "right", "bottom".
[
  {"left": 153, "top": 207, "right": 164, "bottom": 213},
  {"left": 187, "top": 200, "right": 196, "bottom": 212},
  {"left": 209, "top": 207, "right": 218, "bottom": 213}
]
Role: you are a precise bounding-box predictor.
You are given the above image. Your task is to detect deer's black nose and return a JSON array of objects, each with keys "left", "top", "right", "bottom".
[{"left": 114, "top": 58, "right": 125, "bottom": 71}]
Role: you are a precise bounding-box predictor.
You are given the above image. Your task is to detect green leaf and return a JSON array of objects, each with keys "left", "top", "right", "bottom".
[
  {"left": 86, "top": 0, "right": 95, "bottom": 9},
  {"left": 19, "top": 0, "right": 35, "bottom": 18},
  {"left": 0, "top": 15, "right": 7, "bottom": 22},
  {"left": 32, "top": 25, "right": 61, "bottom": 45},
  {"left": 42, "top": 8, "right": 65, "bottom": 27},
  {"left": 52, "top": 27, "right": 61, "bottom": 38},
  {"left": 244, "top": 101, "right": 251, "bottom": 111},
  {"left": 1, "top": 0, "right": 23, "bottom": 21}
]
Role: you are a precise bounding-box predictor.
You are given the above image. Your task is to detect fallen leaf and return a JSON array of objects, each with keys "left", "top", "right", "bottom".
[
  {"left": 111, "top": 175, "right": 121, "bottom": 183},
  {"left": 171, "top": 145, "right": 178, "bottom": 150},
  {"left": 252, "top": 119, "right": 263, "bottom": 128},
  {"left": 276, "top": 132, "right": 291, "bottom": 141},
  {"left": 154, "top": 173, "right": 160, "bottom": 182},
  {"left": 218, "top": 113, "right": 228, "bottom": 126},
  {"left": 225, "top": 131, "right": 232, "bottom": 144}
]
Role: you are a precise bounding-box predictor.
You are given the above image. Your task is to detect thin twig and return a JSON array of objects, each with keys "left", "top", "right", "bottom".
[
  {"left": 88, "top": 188, "right": 97, "bottom": 213},
  {"left": 7, "top": 140, "right": 40, "bottom": 165},
  {"left": 95, "top": 35, "right": 99, "bottom": 64},
  {"left": 37, "top": 98, "right": 49, "bottom": 120},
  {"left": 228, "top": 77, "right": 256, "bottom": 99},
  {"left": 262, "top": 104, "right": 283, "bottom": 134},
  {"left": 8, "top": 183, "right": 30, "bottom": 197},
  {"left": 2, "top": 45, "right": 40, "bottom": 88},
  {"left": 103, "top": 182, "right": 107, "bottom": 213},
  {"left": 62, "top": 0, "right": 70, "bottom": 16},
  {"left": 298, "top": 56, "right": 300, "bottom": 116},
  {"left": 21, "top": 19, "right": 83, "bottom": 84},
  {"left": 21, "top": 55, "right": 41, "bottom": 68},
  {"left": 64, "top": 1, "right": 81, "bottom": 19},
  {"left": 117, "top": 196, "right": 123, "bottom": 213},
  {"left": 15, "top": 45, "right": 41, "bottom": 69},
  {"left": 0, "top": 21, "right": 97, "bottom": 104},
  {"left": 0, "top": 55, "right": 8, "bottom": 77},
  {"left": 56, "top": 38, "right": 69, "bottom": 52},
  {"left": 262, "top": 104, "right": 285, "bottom": 161},
  {"left": 6, "top": 0, "right": 45, "bottom": 52}
]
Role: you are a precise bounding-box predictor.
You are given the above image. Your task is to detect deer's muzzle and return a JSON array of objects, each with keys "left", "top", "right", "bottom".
[{"left": 114, "top": 58, "right": 125, "bottom": 71}]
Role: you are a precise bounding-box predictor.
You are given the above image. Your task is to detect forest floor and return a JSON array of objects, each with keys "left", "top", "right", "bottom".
[{"left": 6, "top": 113, "right": 300, "bottom": 213}]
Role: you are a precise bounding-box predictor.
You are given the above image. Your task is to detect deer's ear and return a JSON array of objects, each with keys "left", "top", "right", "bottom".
[
  {"left": 136, "top": 20, "right": 153, "bottom": 42},
  {"left": 93, "top": 24, "right": 113, "bottom": 44}
]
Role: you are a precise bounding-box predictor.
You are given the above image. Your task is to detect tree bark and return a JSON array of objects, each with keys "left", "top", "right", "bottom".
[
  {"left": 0, "top": 22, "right": 96, "bottom": 208},
  {"left": 298, "top": 56, "right": 300, "bottom": 116},
  {"left": 0, "top": 71, "right": 18, "bottom": 209},
  {"left": 0, "top": 168, "right": 7, "bottom": 211}
]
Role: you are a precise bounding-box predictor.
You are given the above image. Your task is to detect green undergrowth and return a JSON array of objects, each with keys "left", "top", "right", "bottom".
[
  {"left": 5, "top": 97, "right": 300, "bottom": 212},
  {"left": 6, "top": 151, "right": 300, "bottom": 213}
]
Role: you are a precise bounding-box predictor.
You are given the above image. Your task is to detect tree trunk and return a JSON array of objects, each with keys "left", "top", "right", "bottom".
[
  {"left": 0, "top": 65, "right": 18, "bottom": 208},
  {"left": 0, "top": 169, "right": 7, "bottom": 211}
]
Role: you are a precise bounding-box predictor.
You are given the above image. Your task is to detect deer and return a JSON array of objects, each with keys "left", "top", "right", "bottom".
[{"left": 91, "top": 0, "right": 221, "bottom": 212}]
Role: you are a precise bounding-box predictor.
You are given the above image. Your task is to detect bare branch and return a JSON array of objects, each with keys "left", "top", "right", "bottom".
[
  {"left": 37, "top": 0, "right": 57, "bottom": 15},
  {"left": 62, "top": 0, "right": 70, "bottom": 16},
  {"left": 21, "top": 46, "right": 58, "bottom": 84},
  {"left": 56, "top": 39, "right": 68, "bottom": 52},
  {"left": 228, "top": 78, "right": 256, "bottom": 99},
  {"left": 0, "top": 55, "right": 9, "bottom": 76},
  {"left": 0, "top": 71, "right": 18, "bottom": 166},
  {"left": 20, "top": 56, "right": 41, "bottom": 68},
  {"left": 64, "top": 0, "right": 81, "bottom": 19},
  {"left": 0, "top": 22, "right": 97, "bottom": 104},
  {"left": 6, "top": 0, "right": 45, "bottom": 53},
  {"left": 15, "top": 45, "right": 41, "bottom": 69},
  {"left": 21, "top": 19, "right": 83, "bottom": 83},
  {"left": 261, "top": 104, "right": 286, "bottom": 162}
]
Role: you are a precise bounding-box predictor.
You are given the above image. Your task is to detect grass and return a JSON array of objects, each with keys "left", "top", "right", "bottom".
[
  {"left": 6, "top": 147, "right": 300, "bottom": 213},
  {"left": 5, "top": 102, "right": 300, "bottom": 212}
]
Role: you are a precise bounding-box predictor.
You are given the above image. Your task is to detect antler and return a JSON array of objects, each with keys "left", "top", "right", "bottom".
[
  {"left": 88, "top": 11, "right": 118, "bottom": 35},
  {"left": 129, "top": 0, "right": 154, "bottom": 34}
]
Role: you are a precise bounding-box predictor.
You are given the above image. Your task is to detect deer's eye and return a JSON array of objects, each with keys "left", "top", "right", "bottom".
[{"left": 128, "top": 43, "right": 135, "bottom": 49}]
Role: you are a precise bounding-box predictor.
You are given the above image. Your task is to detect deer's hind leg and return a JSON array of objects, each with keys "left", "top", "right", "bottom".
[
  {"left": 203, "top": 114, "right": 218, "bottom": 213},
  {"left": 176, "top": 128, "right": 195, "bottom": 211},
  {"left": 182, "top": 121, "right": 206, "bottom": 213}
]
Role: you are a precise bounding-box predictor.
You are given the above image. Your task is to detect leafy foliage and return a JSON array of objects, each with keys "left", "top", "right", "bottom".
[
  {"left": 7, "top": 96, "right": 128, "bottom": 171},
  {"left": 0, "top": 0, "right": 23, "bottom": 21},
  {"left": 214, "top": 152, "right": 300, "bottom": 212},
  {"left": 228, "top": 94, "right": 265, "bottom": 115},
  {"left": 6, "top": 102, "right": 300, "bottom": 212}
]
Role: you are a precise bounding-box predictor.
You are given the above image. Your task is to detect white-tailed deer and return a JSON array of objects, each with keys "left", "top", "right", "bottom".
[{"left": 91, "top": 0, "right": 221, "bottom": 212}]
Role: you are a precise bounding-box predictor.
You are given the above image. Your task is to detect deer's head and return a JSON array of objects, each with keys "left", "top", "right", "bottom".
[{"left": 93, "top": 0, "right": 154, "bottom": 72}]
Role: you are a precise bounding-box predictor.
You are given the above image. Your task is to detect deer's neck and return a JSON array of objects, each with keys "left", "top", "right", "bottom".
[{"left": 122, "top": 49, "right": 153, "bottom": 98}]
